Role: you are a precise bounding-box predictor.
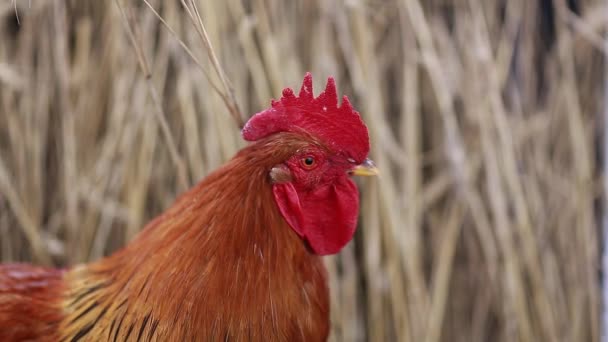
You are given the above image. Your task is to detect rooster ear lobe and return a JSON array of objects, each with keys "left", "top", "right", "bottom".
[{"left": 270, "top": 166, "right": 292, "bottom": 184}]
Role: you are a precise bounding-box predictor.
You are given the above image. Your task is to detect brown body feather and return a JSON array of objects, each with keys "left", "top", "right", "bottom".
[
  {"left": 0, "top": 264, "right": 65, "bottom": 341},
  {"left": 0, "top": 133, "right": 330, "bottom": 341}
]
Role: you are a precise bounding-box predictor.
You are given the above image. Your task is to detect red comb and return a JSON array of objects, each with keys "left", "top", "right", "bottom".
[{"left": 242, "top": 73, "right": 370, "bottom": 162}]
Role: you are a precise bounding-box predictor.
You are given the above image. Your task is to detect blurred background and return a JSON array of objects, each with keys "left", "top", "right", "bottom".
[{"left": 0, "top": 0, "right": 604, "bottom": 341}]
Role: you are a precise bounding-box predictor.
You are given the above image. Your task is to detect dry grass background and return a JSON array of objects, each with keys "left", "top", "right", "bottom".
[{"left": 0, "top": 0, "right": 605, "bottom": 341}]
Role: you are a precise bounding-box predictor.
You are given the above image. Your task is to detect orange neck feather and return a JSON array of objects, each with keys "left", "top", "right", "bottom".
[{"left": 60, "top": 135, "right": 330, "bottom": 341}]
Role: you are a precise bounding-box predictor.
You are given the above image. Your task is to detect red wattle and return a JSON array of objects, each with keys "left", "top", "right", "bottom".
[{"left": 272, "top": 177, "right": 359, "bottom": 255}]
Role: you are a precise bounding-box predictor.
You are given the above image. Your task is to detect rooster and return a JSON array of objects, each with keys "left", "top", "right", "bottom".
[{"left": 0, "top": 73, "right": 377, "bottom": 341}]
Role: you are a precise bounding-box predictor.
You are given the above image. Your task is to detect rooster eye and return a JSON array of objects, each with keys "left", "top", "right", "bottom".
[{"left": 301, "top": 156, "right": 316, "bottom": 169}]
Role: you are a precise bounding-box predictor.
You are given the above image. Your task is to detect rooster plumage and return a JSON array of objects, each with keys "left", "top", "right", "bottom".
[
  {"left": 0, "top": 73, "right": 376, "bottom": 341},
  {"left": 0, "top": 264, "right": 64, "bottom": 341}
]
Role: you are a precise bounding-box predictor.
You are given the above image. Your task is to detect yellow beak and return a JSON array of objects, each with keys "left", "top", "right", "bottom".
[{"left": 350, "top": 158, "right": 379, "bottom": 176}]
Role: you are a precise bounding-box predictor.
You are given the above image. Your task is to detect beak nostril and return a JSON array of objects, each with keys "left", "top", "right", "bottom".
[
  {"left": 362, "top": 158, "right": 376, "bottom": 169},
  {"left": 350, "top": 158, "right": 379, "bottom": 177}
]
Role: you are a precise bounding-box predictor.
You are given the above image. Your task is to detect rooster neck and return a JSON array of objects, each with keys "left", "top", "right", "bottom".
[{"left": 60, "top": 147, "right": 330, "bottom": 341}]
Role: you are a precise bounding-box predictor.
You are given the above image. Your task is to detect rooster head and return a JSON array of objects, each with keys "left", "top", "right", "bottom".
[{"left": 242, "top": 73, "right": 377, "bottom": 255}]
